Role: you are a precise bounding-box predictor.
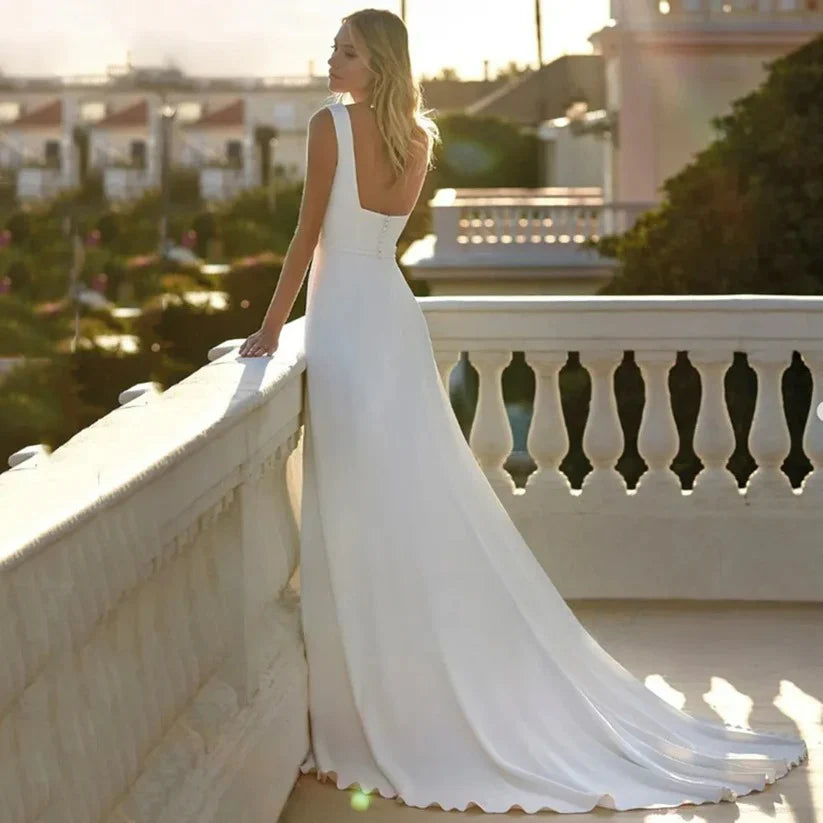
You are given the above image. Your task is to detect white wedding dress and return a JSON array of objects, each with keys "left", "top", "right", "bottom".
[{"left": 296, "top": 101, "right": 807, "bottom": 814}]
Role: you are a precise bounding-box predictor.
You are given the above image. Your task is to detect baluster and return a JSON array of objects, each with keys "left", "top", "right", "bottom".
[
  {"left": 634, "top": 351, "right": 682, "bottom": 498},
  {"left": 0, "top": 714, "right": 26, "bottom": 823},
  {"left": 545, "top": 207, "right": 556, "bottom": 243},
  {"left": 13, "top": 706, "right": 44, "bottom": 820},
  {"left": 468, "top": 350, "right": 516, "bottom": 495},
  {"left": 93, "top": 517, "right": 136, "bottom": 795},
  {"left": 538, "top": 206, "right": 548, "bottom": 243},
  {"left": 559, "top": 206, "right": 570, "bottom": 241},
  {"left": 524, "top": 351, "right": 572, "bottom": 493},
  {"left": 153, "top": 574, "right": 185, "bottom": 729},
  {"left": 481, "top": 206, "right": 497, "bottom": 245},
  {"left": 12, "top": 562, "right": 45, "bottom": 696},
  {"left": 21, "top": 678, "right": 58, "bottom": 818},
  {"left": 586, "top": 207, "right": 598, "bottom": 241},
  {"left": 76, "top": 530, "right": 117, "bottom": 816},
  {"left": 487, "top": 206, "right": 500, "bottom": 244},
  {"left": 167, "top": 555, "right": 200, "bottom": 707},
  {"left": 579, "top": 350, "right": 627, "bottom": 499},
  {"left": 799, "top": 350, "right": 823, "bottom": 501},
  {"left": 208, "top": 511, "right": 234, "bottom": 668},
  {"left": 58, "top": 547, "right": 98, "bottom": 821},
  {"left": 689, "top": 350, "right": 740, "bottom": 501},
  {"left": 113, "top": 599, "right": 143, "bottom": 787},
  {"left": 54, "top": 652, "right": 95, "bottom": 821},
  {"left": 77, "top": 644, "right": 107, "bottom": 820},
  {"left": 212, "top": 501, "right": 240, "bottom": 689},
  {"left": 500, "top": 206, "right": 511, "bottom": 243},
  {"left": 460, "top": 206, "right": 471, "bottom": 245},
  {"left": 433, "top": 349, "right": 461, "bottom": 393},
  {"left": 97, "top": 625, "right": 130, "bottom": 803},
  {"left": 158, "top": 556, "right": 195, "bottom": 716},
  {"left": 189, "top": 534, "right": 221, "bottom": 679},
  {"left": 0, "top": 574, "right": 27, "bottom": 720},
  {"left": 465, "top": 206, "right": 477, "bottom": 247},
  {"left": 551, "top": 207, "right": 563, "bottom": 242},
  {"left": 530, "top": 207, "right": 541, "bottom": 243},
  {"left": 136, "top": 587, "right": 167, "bottom": 744},
  {"left": 457, "top": 206, "right": 469, "bottom": 246},
  {"left": 175, "top": 546, "right": 199, "bottom": 698},
  {"left": 745, "top": 349, "right": 794, "bottom": 500},
  {"left": 574, "top": 208, "right": 585, "bottom": 242},
  {"left": 474, "top": 207, "right": 485, "bottom": 244}
]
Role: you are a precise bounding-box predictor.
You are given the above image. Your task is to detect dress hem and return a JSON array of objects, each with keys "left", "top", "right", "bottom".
[{"left": 298, "top": 740, "right": 808, "bottom": 815}]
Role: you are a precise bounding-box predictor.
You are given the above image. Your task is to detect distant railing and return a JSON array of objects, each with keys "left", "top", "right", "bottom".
[
  {"left": 428, "top": 189, "right": 656, "bottom": 258},
  {"left": 15, "top": 167, "right": 63, "bottom": 201},
  {"left": 103, "top": 166, "right": 151, "bottom": 201},
  {"left": 451, "top": 202, "right": 653, "bottom": 247},
  {"left": 616, "top": 0, "right": 823, "bottom": 19},
  {"left": 199, "top": 166, "right": 245, "bottom": 201}
]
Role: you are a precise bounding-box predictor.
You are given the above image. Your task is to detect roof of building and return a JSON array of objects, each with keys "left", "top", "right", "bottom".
[
  {"left": 417, "top": 77, "right": 513, "bottom": 115},
  {"left": 95, "top": 99, "right": 148, "bottom": 128},
  {"left": 8, "top": 99, "right": 62, "bottom": 128},
  {"left": 186, "top": 99, "right": 244, "bottom": 129},
  {"left": 463, "top": 55, "right": 605, "bottom": 125}
]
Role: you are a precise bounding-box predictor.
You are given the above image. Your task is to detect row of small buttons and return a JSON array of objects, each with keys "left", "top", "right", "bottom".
[{"left": 376, "top": 214, "right": 390, "bottom": 258}]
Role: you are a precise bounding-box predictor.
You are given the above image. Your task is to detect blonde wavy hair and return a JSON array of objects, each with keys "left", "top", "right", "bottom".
[{"left": 326, "top": 8, "right": 441, "bottom": 184}]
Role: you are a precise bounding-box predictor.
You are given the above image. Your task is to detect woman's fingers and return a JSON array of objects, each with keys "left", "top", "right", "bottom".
[
  {"left": 239, "top": 329, "right": 278, "bottom": 357},
  {"left": 240, "top": 333, "right": 259, "bottom": 356}
]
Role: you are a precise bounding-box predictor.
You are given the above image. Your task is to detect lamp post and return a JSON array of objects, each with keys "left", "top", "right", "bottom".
[
  {"left": 63, "top": 211, "right": 86, "bottom": 353},
  {"left": 158, "top": 103, "right": 177, "bottom": 260},
  {"left": 268, "top": 135, "right": 279, "bottom": 213}
]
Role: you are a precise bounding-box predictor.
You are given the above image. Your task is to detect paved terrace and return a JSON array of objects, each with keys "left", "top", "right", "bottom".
[{"left": 283, "top": 599, "right": 823, "bottom": 822}]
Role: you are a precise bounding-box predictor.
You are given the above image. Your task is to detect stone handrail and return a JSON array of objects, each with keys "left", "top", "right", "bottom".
[{"left": 0, "top": 319, "right": 309, "bottom": 822}]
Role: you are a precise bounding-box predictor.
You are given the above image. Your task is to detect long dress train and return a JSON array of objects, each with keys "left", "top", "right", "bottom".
[{"left": 296, "top": 100, "right": 808, "bottom": 814}]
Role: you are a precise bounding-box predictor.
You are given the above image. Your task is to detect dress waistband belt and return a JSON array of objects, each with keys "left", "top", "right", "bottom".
[{"left": 318, "top": 242, "right": 397, "bottom": 259}]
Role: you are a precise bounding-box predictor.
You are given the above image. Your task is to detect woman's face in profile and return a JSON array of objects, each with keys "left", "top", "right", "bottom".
[{"left": 328, "top": 23, "right": 372, "bottom": 95}]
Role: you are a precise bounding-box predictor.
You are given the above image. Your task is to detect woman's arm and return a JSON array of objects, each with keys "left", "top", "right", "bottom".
[{"left": 239, "top": 107, "right": 336, "bottom": 357}]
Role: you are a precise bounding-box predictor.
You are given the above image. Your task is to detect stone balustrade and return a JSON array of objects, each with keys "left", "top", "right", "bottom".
[
  {"left": 423, "top": 294, "right": 823, "bottom": 600},
  {"left": 0, "top": 320, "right": 308, "bottom": 823},
  {"left": 2, "top": 296, "right": 822, "bottom": 822},
  {"left": 429, "top": 188, "right": 654, "bottom": 258},
  {"left": 615, "top": 0, "right": 823, "bottom": 20},
  {"left": 402, "top": 189, "right": 656, "bottom": 293}
]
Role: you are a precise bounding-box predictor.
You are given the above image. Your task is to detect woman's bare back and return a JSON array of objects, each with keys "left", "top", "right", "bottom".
[{"left": 345, "top": 102, "right": 428, "bottom": 217}]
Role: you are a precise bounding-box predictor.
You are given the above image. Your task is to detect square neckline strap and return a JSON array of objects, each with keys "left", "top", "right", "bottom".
[{"left": 336, "top": 102, "right": 412, "bottom": 221}]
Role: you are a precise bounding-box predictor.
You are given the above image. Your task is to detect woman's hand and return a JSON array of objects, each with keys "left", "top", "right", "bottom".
[{"left": 239, "top": 325, "right": 280, "bottom": 358}]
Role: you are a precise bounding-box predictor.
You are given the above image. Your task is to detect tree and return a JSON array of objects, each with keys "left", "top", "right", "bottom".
[
  {"left": 598, "top": 34, "right": 823, "bottom": 295},
  {"left": 0, "top": 294, "right": 66, "bottom": 355},
  {"left": 494, "top": 62, "right": 530, "bottom": 80},
  {"left": 427, "top": 114, "right": 540, "bottom": 190},
  {"left": 432, "top": 67, "right": 460, "bottom": 81}
]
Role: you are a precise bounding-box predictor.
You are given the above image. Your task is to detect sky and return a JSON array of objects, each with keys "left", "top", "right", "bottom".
[{"left": 0, "top": 0, "right": 611, "bottom": 81}]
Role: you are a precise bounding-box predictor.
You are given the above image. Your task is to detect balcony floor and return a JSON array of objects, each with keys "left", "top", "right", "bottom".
[{"left": 281, "top": 600, "right": 822, "bottom": 822}]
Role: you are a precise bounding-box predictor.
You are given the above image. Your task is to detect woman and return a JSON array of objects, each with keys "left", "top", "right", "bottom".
[{"left": 238, "top": 8, "right": 807, "bottom": 815}]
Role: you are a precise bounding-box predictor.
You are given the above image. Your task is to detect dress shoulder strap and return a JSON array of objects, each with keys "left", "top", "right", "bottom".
[{"left": 328, "top": 104, "right": 351, "bottom": 166}]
